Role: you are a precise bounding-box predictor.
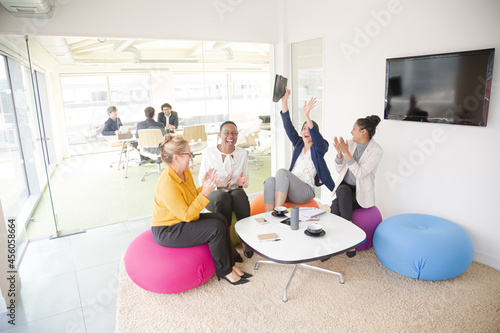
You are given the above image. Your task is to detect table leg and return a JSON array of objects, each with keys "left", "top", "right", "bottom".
[
  {"left": 124, "top": 143, "right": 130, "bottom": 178},
  {"left": 117, "top": 141, "right": 126, "bottom": 170},
  {"left": 254, "top": 260, "right": 345, "bottom": 302},
  {"left": 255, "top": 260, "right": 288, "bottom": 270},
  {"left": 283, "top": 265, "right": 298, "bottom": 302},
  {"left": 299, "top": 263, "right": 344, "bottom": 284}
]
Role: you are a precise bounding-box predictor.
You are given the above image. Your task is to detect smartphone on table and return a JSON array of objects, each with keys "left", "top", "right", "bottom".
[{"left": 255, "top": 217, "right": 268, "bottom": 224}]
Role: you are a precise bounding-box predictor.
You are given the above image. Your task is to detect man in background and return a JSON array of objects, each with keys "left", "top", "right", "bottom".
[
  {"left": 136, "top": 106, "right": 166, "bottom": 138},
  {"left": 157, "top": 103, "right": 179, "bottom": 133},
  {"left": 102, "top": 106, "right": 130, "bottom": 136},
  {"left": 136, "top": 106, "right": 166, "bottom": 164}
]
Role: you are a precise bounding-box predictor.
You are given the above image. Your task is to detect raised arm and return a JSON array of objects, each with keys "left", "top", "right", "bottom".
[
  {"left": 302, "top": 97, "right": 316, "bottom": 129},
  {"left": 281, "top": 87, "right": 291, "bottom": 113}
]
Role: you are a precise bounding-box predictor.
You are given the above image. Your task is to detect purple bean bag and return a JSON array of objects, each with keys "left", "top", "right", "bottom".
[
  {"left": 124, "top": 230, "right": 216, "bottom": 293},
  {"left": 352, "top": 206, "right": 383, "bottom": 251}
]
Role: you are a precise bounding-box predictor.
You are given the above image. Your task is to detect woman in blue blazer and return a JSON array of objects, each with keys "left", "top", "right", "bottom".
[{"left": 263, "top": 88, "right": 335, "bottom": 212}]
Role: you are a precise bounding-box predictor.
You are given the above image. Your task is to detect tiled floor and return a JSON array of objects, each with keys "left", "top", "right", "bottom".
[{"left": 0, "top": 218, "right": 151, "bottom": 333}]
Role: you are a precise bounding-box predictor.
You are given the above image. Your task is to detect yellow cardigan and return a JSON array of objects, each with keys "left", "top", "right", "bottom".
[{"left": 151, "top": 166, "right": 210, "bottom": 227}]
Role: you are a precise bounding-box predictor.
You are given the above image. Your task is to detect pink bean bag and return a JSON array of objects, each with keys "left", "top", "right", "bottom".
[
  {"left": 124, "top": 230, "right": 216, "bottom": 293},
  {"left": 352, "top": 206, "right": 383, "bottom": 251}
]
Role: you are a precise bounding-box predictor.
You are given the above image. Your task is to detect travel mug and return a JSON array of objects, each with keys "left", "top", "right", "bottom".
[{"left": 290, "top": 206, "right": 299, "bottom": 230}]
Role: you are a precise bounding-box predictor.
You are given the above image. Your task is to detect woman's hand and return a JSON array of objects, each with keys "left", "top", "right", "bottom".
[
  {"left": 201, "top": 168, "right": 219, "bottom": 197},
  {"left": 333, "top": 137, "right": 343, "bottom": 158},
  {"left": 302, "top": 97, "right": 317, "bottom": 119},
  {"left": 201, "top": 167, "right": 214, "bottom": 184},
  {"left": 218, "top": 172, "right": 233, "bottom": 188},
  {"left": 334, "top": 137, "right": 351, "bottom": 160},
  {"left": 236, "top": 172, "right": 248, "bottom": 187}
]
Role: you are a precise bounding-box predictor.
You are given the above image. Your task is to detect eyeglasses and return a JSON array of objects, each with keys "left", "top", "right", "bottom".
[
  {"left": 177, "top": 152, "right": 194, "bottom": 158},
  {"left": 221, "top": 130, "right": 239, "bottom": 136}
]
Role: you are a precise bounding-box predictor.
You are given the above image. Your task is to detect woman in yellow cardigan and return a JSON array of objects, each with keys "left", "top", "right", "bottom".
[{"left": 151, "top": 134, "right": 250, "bottom": 285}]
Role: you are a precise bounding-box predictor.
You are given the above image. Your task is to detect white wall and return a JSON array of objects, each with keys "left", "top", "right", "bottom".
[{"left": 286, "top": 0, "right": 500, "bottom": 269}]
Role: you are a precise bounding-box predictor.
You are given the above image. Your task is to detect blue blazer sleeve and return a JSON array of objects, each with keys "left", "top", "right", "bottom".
[
  {"left": 102, "top": 118, "right": 117, "bottom": 136},
  {"left": 309, "top": 124, "right": 329, "bottom": 154},
  {"left": 281, "top": 111, "right": 302, "bottom": 147}
]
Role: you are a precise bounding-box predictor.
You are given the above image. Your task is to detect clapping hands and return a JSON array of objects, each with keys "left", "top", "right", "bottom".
[
  {"left": 236, "top": 172, "right": 248, "bottom": 188},
  {"left": 333, "top": 137, "right": 349, "bottom": 158},
  {"left": 201, "top": 168, "right": 219, "bottom": 197},
  {"left": 218, "top": 172, "right": 233, "bottom": 188}
]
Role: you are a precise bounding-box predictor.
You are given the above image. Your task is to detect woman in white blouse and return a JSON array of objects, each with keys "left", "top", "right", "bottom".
[
  {"left": 263, "top": 88, "right": 335, "bottom": 212},
  {"left": 198, "top": 121, "right": 253, "bottom": 260}
]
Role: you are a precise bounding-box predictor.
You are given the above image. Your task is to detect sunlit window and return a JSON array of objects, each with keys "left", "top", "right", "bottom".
[{"left": 61, "top": 74, "right": 150, "bottom": 144}]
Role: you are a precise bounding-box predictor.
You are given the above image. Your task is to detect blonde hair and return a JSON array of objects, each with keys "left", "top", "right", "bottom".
[{"left": 159, "top": 134, "right": 189, "bottom": 163}]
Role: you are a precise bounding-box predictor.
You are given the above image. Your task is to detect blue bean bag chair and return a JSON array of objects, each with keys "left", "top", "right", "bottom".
[{"left": 373, "top": 213, "right": 474, "bottom": 281}]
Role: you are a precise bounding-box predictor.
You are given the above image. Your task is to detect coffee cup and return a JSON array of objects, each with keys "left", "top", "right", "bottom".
[
  {"left": 274, "top": 206, "right": 287, "bottom": 216},
  {"left": 307, "top": 223, "right": 323, "bottom": 234}
]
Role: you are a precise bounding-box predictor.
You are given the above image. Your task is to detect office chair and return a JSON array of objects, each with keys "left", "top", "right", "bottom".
[
  {"left": 137, "top": 129, "right": 164, "bottom": 181},
  {"left": 236, "top": 118, "right": 264, "bottom": 170},
  {"left": 237, "top": 131, "right": 264, "bottom": 170},
  {"left": 182, "top": 124, "right": 208, "bottom": 168}
]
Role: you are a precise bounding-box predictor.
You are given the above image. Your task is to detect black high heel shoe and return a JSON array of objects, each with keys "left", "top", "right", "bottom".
[
  {"left": 243, "top": 251, "right": 254, "bottom": 259},
  {"left": 233, "top": 254, "right": 243, "bottom": 263},
  {"left": 218, "top": 275, "right": 250, "bottom": 285},
  {"left": 239, "top": 272, "right": 253, "bottom": 279}
]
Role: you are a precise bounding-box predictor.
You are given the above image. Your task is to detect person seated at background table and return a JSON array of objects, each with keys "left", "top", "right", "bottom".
[
  {"left": 198, "top": 121, "right": 254, "bottom": 261},
  {"left": 330, "top": 115, "right": 383, "bottom": 258},
  {"left": 136, "top": 106, "right": 166, "bottom": 138},
  {"left": 151, "top": 134, "right": 251, "bottom": 285},
  {"left": 102, "top": 105, "right": 130, "bottom": 136},
  {"left": 136, "top": 106, "right": 166, "bottom": 164},
  {"left": 157, "top": 103, "right": 179, "bottom": 133},
  {"left": 263, "top": 88, "right": 335, "bottom": 212}
]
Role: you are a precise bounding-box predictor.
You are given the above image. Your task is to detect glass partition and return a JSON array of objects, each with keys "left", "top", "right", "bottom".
[
  {"left": 291, "top": 38, "right": 324, "bottom": 128},
  {"left": 0, "top": 55, "right": 29, "bottom": 219},
  {"left": 61, "top": 75, "right": 108, "bottom": 145},
  {"left": 291, "top": 38, "right": 324, "bottom": 198},
  {"left": 1, "top": 36, "right": 272, "bottom": 240}
]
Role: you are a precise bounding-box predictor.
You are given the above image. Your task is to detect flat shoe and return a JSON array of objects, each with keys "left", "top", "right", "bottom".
[{"left": 243, "top": 251, "right": 254, "bottom": 259}]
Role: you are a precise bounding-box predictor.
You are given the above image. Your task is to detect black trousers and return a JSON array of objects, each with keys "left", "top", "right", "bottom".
[
  {"left": 206, "top": 189, "right": 250, "bottom": 227},
  {"left": 152, "top": 212, "right": 234, "bottom": 277},
  {"left": 330, "top": 182, "right": 361, "bottom": 221}
]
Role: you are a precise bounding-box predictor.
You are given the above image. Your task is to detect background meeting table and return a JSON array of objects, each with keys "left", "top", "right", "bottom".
[
  {"left": 235, "top": 210, "right": 366, "bottom": 302},
  {"left": 105, "top": 133, "right": 138, "bottom": 178}
]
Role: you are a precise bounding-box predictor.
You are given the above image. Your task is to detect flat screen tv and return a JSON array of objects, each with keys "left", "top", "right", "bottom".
[{"left": 384, "top": 48, "right": 495, "bottom": 126}]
